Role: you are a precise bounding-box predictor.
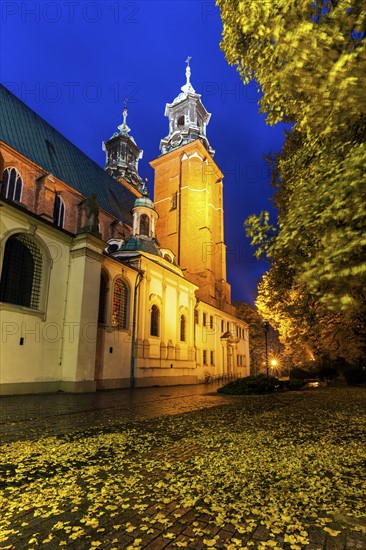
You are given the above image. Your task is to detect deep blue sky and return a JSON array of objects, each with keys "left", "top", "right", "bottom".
[{"left": 0, "top": 0, "right": 286, "bottom": 304}]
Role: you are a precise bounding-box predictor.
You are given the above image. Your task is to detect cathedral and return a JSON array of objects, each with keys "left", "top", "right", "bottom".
[{"left": 0, "top": 63, "right": 250, "bottom": 394}]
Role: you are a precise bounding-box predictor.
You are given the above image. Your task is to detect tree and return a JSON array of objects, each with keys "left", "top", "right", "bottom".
[
  {"left": 218, "top": 0, "right": 366, "bottom": 311},
  {"left": 255, "top": 263, "right": 366, "bottom": 367},
  {"left": 218, "top": 0, "right": 366, "bottom": 366},
  {"left": 234, "top": 301, "right": 283, "bottom": 375}
]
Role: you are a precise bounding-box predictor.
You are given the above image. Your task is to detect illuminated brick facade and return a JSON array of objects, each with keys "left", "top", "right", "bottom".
[{"left": 0, "top": 81, "right": 249, "bottom": 395}]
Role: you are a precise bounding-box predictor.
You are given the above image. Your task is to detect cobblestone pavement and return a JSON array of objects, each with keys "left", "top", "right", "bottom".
[
  {"left": 0, "top": 383, "right": 237, "bottom": 443},
  {"left": 1, "top": 386, "right": 365, "bottom": 550}
]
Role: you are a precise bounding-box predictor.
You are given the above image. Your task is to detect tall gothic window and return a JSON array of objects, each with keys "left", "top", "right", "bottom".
[
  {"left": 112, "top": 278, "right": 129, "bottom": 329},
  {"left": 180, "top": 314, "right": 186, "bottom": 342},
  {"left": 53, "top": 194, "right": 65, "bottom": 228},
  {"left": 0, "top": 234, "right": 42, "bottom": 309},
  {"left": 150, "top": 304, "right": 160, "bottom": 337},
  {"left": 98, "top": 271, "right": 108, "bottom": 324},
  {"left": 139, "top": 214, "right": 150, "bottom": 236},
  {"left": 1, "top": 167, "right": 23, "bottom": 202}
]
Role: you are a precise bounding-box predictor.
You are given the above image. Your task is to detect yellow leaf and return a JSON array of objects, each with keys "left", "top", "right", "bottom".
[
  {"left": 324, "top": 527, "right": 341, "bottom": 537},
  {"left": 203, "top": 539, "right": 217, "bottom": 547},
  {"left": 163, "top": 532, "right": 175, "bottom": 539}
]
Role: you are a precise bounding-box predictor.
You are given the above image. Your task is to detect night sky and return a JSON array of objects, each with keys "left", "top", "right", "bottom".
[{"left": 0, "top": 0, "right": 287, "bottom": 304}]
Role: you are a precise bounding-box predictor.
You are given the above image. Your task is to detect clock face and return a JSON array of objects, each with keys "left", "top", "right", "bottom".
[{"left": 170, "top": 132, "right": 183, "bottom": 146}]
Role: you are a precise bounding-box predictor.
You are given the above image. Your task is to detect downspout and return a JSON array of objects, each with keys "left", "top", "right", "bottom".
[
  {"left": 194, "top": 297, "right": 199, "bottom": 366},
  {"left": 130, "top": 267, "right": 144, "bottom": 388},
  {"left": 59, "top": 249, "right": 72, "bottom": 370}
]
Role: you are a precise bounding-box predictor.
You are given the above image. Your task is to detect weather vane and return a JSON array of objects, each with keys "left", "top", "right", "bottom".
[{"left": 185, "top": 56, "right": 192, "bottom": 66}]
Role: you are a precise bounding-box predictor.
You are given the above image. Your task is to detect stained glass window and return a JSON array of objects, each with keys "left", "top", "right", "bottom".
[
  {"left": 1, "top": 167, "right": 23, "bottom": 202},
  {"left": 180, "top": 315, "right": 186, "bottom": 341},
  {"left": 0, "top": 234, "right": 42, "bottom": 309},
  {"left": 112, "top": 278, "right": 129, "bottom": 329},
  {"left": 150, "top": 304, "right": 160, "bottom": 337},
  {"left": 54, "top": 194, "right": 65, "bottom": 228}
]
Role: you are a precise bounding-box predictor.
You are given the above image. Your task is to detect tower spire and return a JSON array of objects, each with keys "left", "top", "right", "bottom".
[
  {"left": 103, "top": 98, "right": 144, "bottom": 188},
  {"left": 181, "top": 56, "right": 195, "bottom": 94},
  {"left": 118, "top": 98, "right": 131, "bottom": 135},
  {"left": 159, "top": 57, "right": 214, "bottom": 156}
]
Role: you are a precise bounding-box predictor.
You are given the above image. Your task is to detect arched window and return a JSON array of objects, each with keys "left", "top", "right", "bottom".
[
  {"left": 139, "top": 214, "right": 150, "bottom": 237},
  {"left": 180, "top": 314, "right": 186, "bottom": 342},
  {"left": 98, "top": 271, "right": 108, "bottom": 324},
  {"left": 177, "top": 115, "right": 185, "bottom": 129},
  {"left": 0, "top": 234, "right": 42, "bottom": 309},
  {"left": 53, "top": 194, "right": 65, "bottom": 228},
  {"left": 112, "top": 278, "right": 129, "bottom": 329},
  {"left": 1, "top": 167, "right": 23, "bottom": 202},
  {"left": 150, "top": 304, "right": 160, "bottom": 337}
]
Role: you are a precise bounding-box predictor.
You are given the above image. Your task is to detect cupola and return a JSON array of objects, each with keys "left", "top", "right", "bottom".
[
  {"left": 160, "top": 58, "right": 214, "bottom": 156},
  {"left": 131, "top": 186, "right": 159, "bottom": 239},
  {"left": 103, "top": 100, "right": 144, "bottom": 189}
]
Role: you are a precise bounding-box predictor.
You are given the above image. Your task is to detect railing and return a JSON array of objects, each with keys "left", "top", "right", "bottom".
[{"left": 201, "top": 372, "right": 242, "bottom": 385}]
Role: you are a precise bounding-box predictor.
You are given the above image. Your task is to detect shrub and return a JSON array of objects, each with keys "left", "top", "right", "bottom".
[
  {"left": 286, "top": 379, "right": 306, "bottom": 391},
  {"left": 318, "top": 366, "right": 339, "bottom": 381},
  {"left": 343, "top": 367, "right": 366, "bottom": 387},
  {"left": 289, "top": 367, "right": 313, "bottom": 380},
  {"left": 217, "top": 375, "right": 279, "bottom": 395}
]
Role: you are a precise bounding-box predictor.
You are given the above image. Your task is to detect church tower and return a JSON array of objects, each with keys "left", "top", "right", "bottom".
[
  {"left": 103, "top": 101, "right": 144, "bottom": 192},
  {"left": 150, "top": 60, "right": 234, "bottom": 314}
]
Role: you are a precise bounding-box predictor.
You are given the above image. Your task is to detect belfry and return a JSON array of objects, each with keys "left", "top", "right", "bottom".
[{"left": 103, "top": 100, "right": 144, "bottom": 192}]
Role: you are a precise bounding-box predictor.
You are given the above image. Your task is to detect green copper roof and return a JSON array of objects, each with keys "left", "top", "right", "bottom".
[
  {"left": 133, "top": 196, "right": 155, "bottom": 209},
  {"left": 119, "top": 237, "right": 160, "bottom": 256},
  {"left": 0, "top": 84, "right": 136, "bottom": 225}
]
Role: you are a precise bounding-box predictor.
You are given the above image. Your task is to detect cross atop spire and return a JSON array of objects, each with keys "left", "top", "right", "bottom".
[
  {"left": 181, "top": 56, "right": 195, "bottom": 94},
  {"left": 118, "top": 97, "right": 130, "bottom": 135}
]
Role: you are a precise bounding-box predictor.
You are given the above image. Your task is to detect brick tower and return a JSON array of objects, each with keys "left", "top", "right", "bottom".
[{"left": 150, "top": 59, "right": 234, "bottom": 314}]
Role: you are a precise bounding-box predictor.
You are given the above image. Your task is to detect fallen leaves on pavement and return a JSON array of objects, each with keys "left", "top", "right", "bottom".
[{"left": 0, "top": 388, "right": 365, "bottom": 549}]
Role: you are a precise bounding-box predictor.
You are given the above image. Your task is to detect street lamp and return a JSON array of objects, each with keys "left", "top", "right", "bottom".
[
  {"left": 261, "top": 321, "right": 270, "bottom": 376},
  {"left": 270, "top": 358, "right": 278, "bottom": 376}
]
